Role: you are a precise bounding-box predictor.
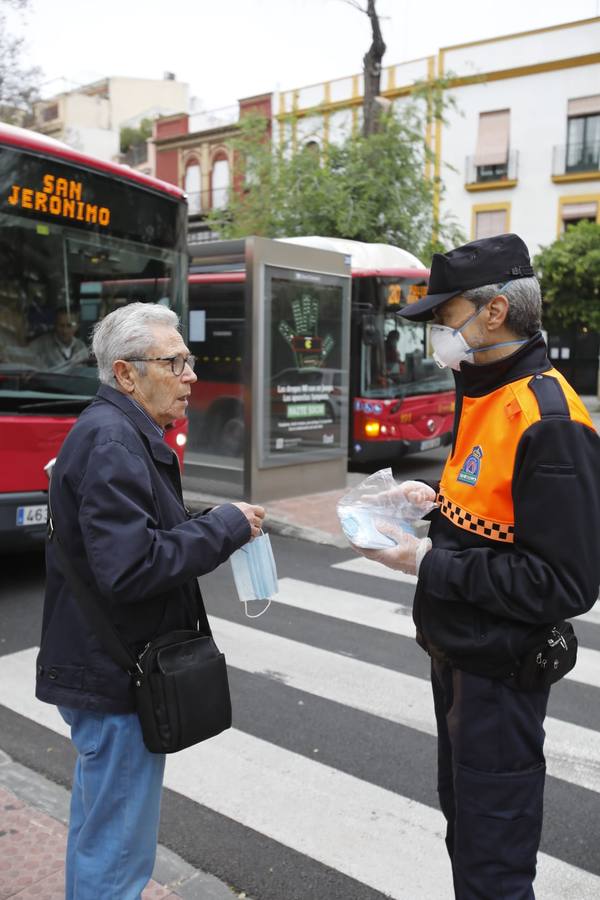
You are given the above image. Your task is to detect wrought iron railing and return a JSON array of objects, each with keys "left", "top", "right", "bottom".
[
  {"left": 465, "top": 150, "right": 519, "bottom": 185},
  {"left": 552, "top": 141, "right": 600, "bottom": 176}
]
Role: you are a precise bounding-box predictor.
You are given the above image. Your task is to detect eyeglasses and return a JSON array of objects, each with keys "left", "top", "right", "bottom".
[{"left": 126, "top": 354, "right": 196, "bottom": 376}]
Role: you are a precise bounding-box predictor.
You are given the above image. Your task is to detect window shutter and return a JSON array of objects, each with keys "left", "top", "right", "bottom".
[
  {"left": 474, "top": 110, "right": 510, "bottom": 166},
  {"left": 475, "top": 209, "right": 508, "bottom": 239},
  {"left": 561, "top": 201, "right": 597, "bottom": 220},
  {"left": 568, "top": 96, "right": 600, "bottom": 117}
]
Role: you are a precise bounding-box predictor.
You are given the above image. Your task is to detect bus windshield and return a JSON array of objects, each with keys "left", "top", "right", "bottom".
[
  {"left": 0, "top": 215, "right": 184, "bottom": 413},
  {"left": 0, "top": 137, "right": 186, "bottom": 414},
  {"left": 358, "top": 278, "right": 453, "bottom": 399}
]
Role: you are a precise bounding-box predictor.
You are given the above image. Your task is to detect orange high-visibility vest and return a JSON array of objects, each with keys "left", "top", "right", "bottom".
[{"left": 438, "top": 369, "right": 594, "bottom": 544}]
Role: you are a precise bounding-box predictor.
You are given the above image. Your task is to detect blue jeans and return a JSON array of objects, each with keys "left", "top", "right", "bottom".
[{"left": 58, "top": 706, "right": 166, "bottom": 900}]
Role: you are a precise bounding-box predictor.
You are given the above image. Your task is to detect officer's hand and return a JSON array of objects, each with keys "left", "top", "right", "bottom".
[
  {"left": 351, "top": 522, "right": 431, "bottom": 576},
  {"left": 232, "top": 502, "right": 266, "bottom": 540},
  {"left": 362, "top": 480, "right": 437, "bottom": 514}
]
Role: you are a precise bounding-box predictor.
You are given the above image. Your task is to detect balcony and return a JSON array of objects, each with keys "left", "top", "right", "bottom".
[
  {"left": 465, "top": 151, "right": 519, "bottom": 189},
  {"left": 465, "top": 151, "right": 519, "bottom": 191},
  {"left": 186, "top": 188, "right": 229, "bottom": 217},
  {"left": 188, "top": 105, "right": 239, "bottom": 134},
  {"left": 552, "top": 141, "right": 600, "bottom": 182}
]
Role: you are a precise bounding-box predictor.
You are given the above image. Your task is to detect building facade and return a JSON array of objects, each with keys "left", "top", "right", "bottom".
[
  {"left": 33, "top": 75, "right": 189, "bottom": 168},
  {"left": 153, "top": 93, "right": 272, "bottom": 244},
  {"left": 274, "top": 16, "right": 600, "bottom": 255}
]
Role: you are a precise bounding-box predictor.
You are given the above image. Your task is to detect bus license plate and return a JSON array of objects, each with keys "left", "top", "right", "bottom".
[
  {"left": 16, "top": 505, "right": 48, "bottom": 526},
  {"left": 420, "top": 437, "right": 441, "bottom": 451}
]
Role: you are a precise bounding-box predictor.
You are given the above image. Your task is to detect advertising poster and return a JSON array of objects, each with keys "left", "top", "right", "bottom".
[{"left": 262, "top": 265, "right": 349, "bottom": 464}]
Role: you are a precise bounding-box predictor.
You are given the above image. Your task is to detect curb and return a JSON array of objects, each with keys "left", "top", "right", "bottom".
[{"left": 0, "top": 749, "right": 239, "bottom": 900}]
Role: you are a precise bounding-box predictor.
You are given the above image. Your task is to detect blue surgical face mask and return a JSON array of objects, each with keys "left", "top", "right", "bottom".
[
  {"left": 230, "top": 531, "right": 278, "bottom": 618},
  {"left": 430, "top": 281, "right": 528, "bottom": 370}
]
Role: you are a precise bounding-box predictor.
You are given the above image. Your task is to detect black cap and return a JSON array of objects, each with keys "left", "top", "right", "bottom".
[{"left": 400, "top": 233, "right": 534, "bottom": 322}]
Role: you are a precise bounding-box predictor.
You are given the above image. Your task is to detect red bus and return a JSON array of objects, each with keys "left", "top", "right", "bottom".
[
  {"left": 186, "top": 236, "right": 454, "bottom": 467},
  {"left": 0, "top": 123, "right": 189, "bottom": 546}
]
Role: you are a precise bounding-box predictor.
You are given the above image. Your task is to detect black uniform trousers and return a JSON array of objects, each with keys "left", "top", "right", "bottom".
[{"left": 431, "top": 659, "right": 550, "bottom": 900}]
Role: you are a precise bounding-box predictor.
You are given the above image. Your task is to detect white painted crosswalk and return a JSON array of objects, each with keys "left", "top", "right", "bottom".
[{"left": 1, "top": 555, "right": 599, "bottom": 899}]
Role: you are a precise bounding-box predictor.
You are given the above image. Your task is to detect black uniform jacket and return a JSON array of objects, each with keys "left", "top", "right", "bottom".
[
  {"left": 416, "top": 334, "right": 600, "bottom": 678},
  {"left": 36, "top": 385, "right": 250, "bottom": 713}
]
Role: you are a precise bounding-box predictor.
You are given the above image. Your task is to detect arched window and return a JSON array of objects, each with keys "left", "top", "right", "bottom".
[
  {"left": 184, "top": 160, "right": 202, "bottom": 214},
  {"left": 211, "top": 157, "right": 229, "bottom": 209}
]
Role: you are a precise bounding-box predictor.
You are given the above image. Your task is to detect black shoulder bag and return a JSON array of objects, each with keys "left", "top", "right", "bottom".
[{"left": 48, "top": 518, "right": 232, "bottom": 754}]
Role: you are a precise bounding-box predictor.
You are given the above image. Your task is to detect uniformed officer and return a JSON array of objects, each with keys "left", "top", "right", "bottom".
[{"left": 354, "top": 234, "right": 600, "bottom": 898}]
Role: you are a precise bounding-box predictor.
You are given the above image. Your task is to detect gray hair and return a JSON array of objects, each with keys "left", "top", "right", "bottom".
[
  {"left": 92, "top": 302, "right": 180, "bottom": 386},
  {"left": 462, "top": 276, "right": 542, "bottom": 338}
]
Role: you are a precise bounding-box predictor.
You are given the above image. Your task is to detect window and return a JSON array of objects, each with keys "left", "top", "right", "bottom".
[
  {"left": 474, "top": 110, "right": 510, "bottom": 182},
  {"left": 184, "top": 161, "right": 202, "bottom": 215},
  {"left": 560, "top": 199, "right": 598, "bottom": 232},
  {"left": 473, "top": 207, "right": 509, "bottom": 240},
  {"left": 211, "top": 157, "right": 229, "bottom": 210},
  {"left": 566, "top": 97, "right": 600, "bottom": 173}
]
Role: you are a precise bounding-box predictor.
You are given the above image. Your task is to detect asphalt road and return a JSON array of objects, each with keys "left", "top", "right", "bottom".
[{"left": 1, "top": 485, "right": 600, "bottom": 899}]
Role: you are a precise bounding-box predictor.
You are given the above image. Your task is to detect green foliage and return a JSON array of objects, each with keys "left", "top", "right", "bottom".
[
  {"left": 119, "top": 117, "right": 153, "bottom": 153},
  {"left": 534, "top": 221, "right": 600, "bottom": 331},
  {"left": 207, "top": 95, "right": 464, "bottom": 263},
  {"left": 0, "top": 0, "right": 41, "bottom": 125}
]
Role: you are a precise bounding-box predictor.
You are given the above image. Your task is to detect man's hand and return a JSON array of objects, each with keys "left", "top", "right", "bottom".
[
  {"left": 352, "top": 521, "right": 431, "bottom": 576},
  {"left": 232, "top": 502, "right": 266, "bottom": 540}
]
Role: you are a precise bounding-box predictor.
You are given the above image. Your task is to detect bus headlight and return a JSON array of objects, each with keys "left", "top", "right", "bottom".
[
  {"left": 364, "top": 420, "right": 380, "bottom": 437},
  {"left": 176, "top": 433, "right": 187, "bottom": 447}
]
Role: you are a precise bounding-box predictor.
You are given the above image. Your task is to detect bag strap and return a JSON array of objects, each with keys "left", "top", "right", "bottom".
[
  {"left": 528, "top": 373, "right": 571, "bottom": 419},
  {"left": 47, "top": 479, "right": 140, "bottom": 676}
]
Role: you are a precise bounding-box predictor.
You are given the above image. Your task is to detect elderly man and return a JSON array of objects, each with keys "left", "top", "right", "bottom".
[
  {"left": 354, "top": 234, "right": 600, "bottom": 898},
  {"left": 36, "top": 302, "right": 265, "bottom": 899}
]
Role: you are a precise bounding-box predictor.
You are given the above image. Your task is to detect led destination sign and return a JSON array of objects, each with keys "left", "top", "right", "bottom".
[
  {"left": 8, "top": 174, "right": 111, "bottom": 226},
  {"left": 0, "top": 146, "right": 184, "bottom": 249}
]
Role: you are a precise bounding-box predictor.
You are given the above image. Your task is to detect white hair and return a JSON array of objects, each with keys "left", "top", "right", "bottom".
[
  {"left": 92, "top": 302, "right": 180, "bottom": 386},
  {"left": 462, "top": 276, "right": 542, "bottom": 338}
]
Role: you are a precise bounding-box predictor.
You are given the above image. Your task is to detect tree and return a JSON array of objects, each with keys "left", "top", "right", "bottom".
[
  {"left": 343, "top": 0, "right": 387, "bottom": 136},
  {"left": 120, "top": 117, "right": 153, "bottom": 154},
  {"left": 534, "top": 221, "right": 600, "bottom": 332},
  {"left": 207, "top": 99, "right": 464, "bottom": 263},
  {"left": 0, "top": 0, "right": 41, "bottom": 125}
]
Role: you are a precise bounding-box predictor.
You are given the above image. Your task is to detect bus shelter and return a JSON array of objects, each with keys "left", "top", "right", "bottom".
[{"left": 184, "top": 237, "right": 351, "bottom": 502}]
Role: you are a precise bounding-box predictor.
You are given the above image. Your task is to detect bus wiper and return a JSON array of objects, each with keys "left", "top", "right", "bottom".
[{"left": 17, "top": 397, "right": 92, "bottom": 412}]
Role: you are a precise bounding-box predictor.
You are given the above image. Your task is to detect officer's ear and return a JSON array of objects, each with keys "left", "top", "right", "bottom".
[
  {"left": 113, "top": 359, "right": 137, "bottom": 393},
  {"left": 487, "top": 293, "right": 509, "bottom": 331}
]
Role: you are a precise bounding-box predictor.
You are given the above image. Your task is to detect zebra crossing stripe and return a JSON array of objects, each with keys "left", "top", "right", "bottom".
[
  {"left": 0, "top": 648, "right": 599, "bottom": 899},
  {"left": 329, "top": 565, "right": 600, "bottom": 680},
  {"left": 332, "top": 558, "right": 600, "bottom": 628},
  {"left": 277, "top": 576, "right": 416, "bottom": 638},
  {"left": 333, "top": 556, "right": 418, "bottom": 584},
  {"left": 212, "top": 613, "right": 600, "bottom": 794}
]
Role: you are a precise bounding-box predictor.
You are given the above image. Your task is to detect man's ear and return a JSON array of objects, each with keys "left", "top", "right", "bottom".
[
  {"left": 486, "top": 293, "right": 509, "bottom": 331},
  {"left": 113, "top": 360, "right": 136, "bottom": 393}
]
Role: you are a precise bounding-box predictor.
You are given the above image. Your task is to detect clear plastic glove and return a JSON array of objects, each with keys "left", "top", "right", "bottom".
[
  {"left": 337, "top": 469, "right": 437, "bottom": 551},
  {"left": 352, "top": 521, "right": 432, "bottom": 576},
  {"left": 362, "top": 479, "right": 437, "bottom": 516}
]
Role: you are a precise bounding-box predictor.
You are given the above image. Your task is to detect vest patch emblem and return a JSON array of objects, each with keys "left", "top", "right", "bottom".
[{"left": 457, "top": 445, "right": 483, "bottom": 486}]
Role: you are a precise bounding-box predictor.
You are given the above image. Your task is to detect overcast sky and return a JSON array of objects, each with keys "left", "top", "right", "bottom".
[{"left": 15, "top": 0, "right": 600, "bottom": 110}]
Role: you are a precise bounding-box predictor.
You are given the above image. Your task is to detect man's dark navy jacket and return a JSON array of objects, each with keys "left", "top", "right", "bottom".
[{"left": 36, "top": 385, "right": 250, "bottom": 714}]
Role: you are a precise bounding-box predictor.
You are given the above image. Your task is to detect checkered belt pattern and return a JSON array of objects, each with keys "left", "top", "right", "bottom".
[{"left": 438, "top": 493, "right": 515, "bottom": 543}]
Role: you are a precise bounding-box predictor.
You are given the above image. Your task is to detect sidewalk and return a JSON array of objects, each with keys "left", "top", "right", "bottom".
[
  {"left": 0, "top": 750, "right": 239, "bottom": 900},
  {"left": 184, "top": 395, "right": 600, "bottom": 548}
]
